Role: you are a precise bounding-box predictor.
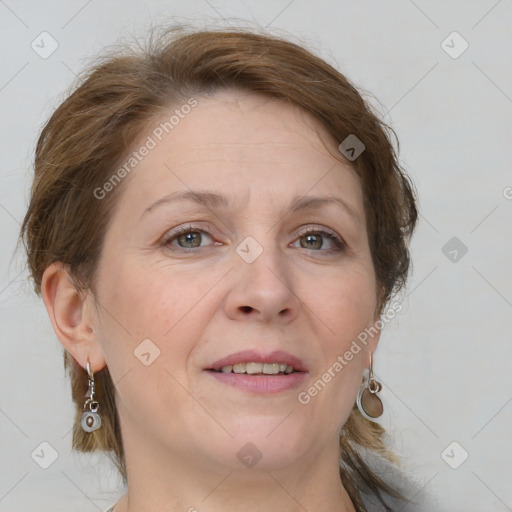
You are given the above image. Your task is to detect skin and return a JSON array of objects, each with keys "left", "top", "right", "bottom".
[{"left": 42, "top": 89, "right": 382, "bottom": 512}]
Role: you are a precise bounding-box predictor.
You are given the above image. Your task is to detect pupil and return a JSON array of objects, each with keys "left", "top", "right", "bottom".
[
  {"left": 301, "top": 234, "right": 322, "bottom": 250},
  {"left": 178, "top": 232, "right": 201, "bottom": 248}
]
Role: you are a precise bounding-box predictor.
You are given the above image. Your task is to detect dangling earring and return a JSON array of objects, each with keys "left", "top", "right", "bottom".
[
  {"left": 81, "top": 359, "right": 102, "bottom": 432},
  {"left": 356, "top": 351, "right": 383, "bottom": 421}
]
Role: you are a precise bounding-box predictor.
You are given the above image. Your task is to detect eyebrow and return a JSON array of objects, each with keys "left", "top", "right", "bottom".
[
  {"left": 142, "top": 191, "right": 229, "bottom": 217},
  {"left": 289, "top": 195, "right": 360, "bottom": 223},
  {"left": 141, "top": 190, "right": 360, "bottom": 223}
]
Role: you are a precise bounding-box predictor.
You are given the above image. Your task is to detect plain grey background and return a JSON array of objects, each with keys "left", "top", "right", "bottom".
[{"left": 1, "top": 1, "right": 511, "bottom": 511}]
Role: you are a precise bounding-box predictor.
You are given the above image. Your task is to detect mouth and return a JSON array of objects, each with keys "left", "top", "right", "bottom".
[
  {"left": 206, "top": 349, "right": 307, "bottom": 373},
  {"left": 204, "top": 350, "right": 308, "bottom": 394},
  {"left": 210, "top": 362, "right": 298, "bottom": 375}
]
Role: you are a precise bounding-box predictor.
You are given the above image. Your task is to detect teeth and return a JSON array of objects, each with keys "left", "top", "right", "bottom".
[
  {"left": 262, "top": 363, "right": 280, "bottom": 374},
  {"left": 246, "top": 362, "right": 263, "bottom": 374},
  {"left": 233, "top": 363, "right": 245, "bottom": 374},
  {"left": 219, "top": 362, "right": 296, "bottom": 374}
]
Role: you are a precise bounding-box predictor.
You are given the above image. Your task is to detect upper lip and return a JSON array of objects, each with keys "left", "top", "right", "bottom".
[{"left": 207, "top": 350, "right": 308, "bottom": 372}]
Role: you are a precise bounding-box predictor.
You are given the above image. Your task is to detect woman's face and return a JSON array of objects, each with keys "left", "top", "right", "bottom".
[{"left": 90, "top": 89, "right": 380, "bottom": 473}]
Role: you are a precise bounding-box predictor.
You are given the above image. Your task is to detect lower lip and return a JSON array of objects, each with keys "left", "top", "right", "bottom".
[{"left": 205, "top": 370, "right": 308, "bottom": 394}]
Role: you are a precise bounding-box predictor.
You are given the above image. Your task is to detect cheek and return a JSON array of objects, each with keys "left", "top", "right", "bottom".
[
  {"left": 298, "top": 264, "right": 375, "bottom": 414},
  {"left": 306, "top": 262, "right": 377, "bottom": 346},
  {"left": 94, "top": 257, "right": 225, "bottom": 366},
  {"left": 92, "top": 260, "right": 220, "bottom": 429}
]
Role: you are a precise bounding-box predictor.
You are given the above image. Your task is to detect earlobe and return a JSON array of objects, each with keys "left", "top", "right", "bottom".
[{"left": 41, "top": 262, "right": 106, "bottom": 372}]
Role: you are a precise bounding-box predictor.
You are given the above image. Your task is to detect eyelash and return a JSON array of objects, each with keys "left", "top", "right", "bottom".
[
  {"left": 161, "top": 223, "right": 346, "bottom": 253},
  {"left": 295, "top": 226, "right": 345, "bottom": 252},
  {"left": 161, "top": 224, "right": 216, "bottom": 251}
]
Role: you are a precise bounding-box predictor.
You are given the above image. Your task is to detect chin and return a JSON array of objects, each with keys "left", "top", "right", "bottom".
[{"left": 208, "top": 417, "right": 314, "bottom": 470}]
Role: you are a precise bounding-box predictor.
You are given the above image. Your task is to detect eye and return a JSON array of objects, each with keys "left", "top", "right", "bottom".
[
  {"left": 292, "top": 226, "right": 345, "bottom": 252},
  {"left": 162, "top": 224, "right": 216, "bottom": 250}
]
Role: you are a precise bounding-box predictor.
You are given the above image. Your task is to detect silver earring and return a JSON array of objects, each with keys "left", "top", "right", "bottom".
[
  {"left": 356, "top": 352, "right": 383, "bottom": 421},
  {"left": 81, "top": 359, "right": 102, "bottom": 432}
]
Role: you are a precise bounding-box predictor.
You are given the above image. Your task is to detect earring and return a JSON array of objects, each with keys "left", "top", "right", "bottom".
[
  {"left": 80, "top": 359, "right": 102, "bottom": 432},
  {"left": 356, "top": 352, "right": 383, "bottom": 421}
]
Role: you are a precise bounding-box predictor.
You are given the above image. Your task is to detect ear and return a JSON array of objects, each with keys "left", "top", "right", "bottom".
[{"left": 41, "top": 262, "right": 106, "bottom": 373}]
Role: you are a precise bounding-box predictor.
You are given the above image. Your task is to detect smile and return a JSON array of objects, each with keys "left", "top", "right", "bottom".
[{"left": 215, "top": 362, "right": 296, "bottom": 375}]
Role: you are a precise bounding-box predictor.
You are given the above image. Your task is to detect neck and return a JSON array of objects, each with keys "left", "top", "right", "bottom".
[{"left": 114, "top": 424, "right": 356, "bottom": 512}]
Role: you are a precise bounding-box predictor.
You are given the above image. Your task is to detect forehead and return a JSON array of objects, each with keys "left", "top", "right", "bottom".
[
  {"left": 168, "top": 90, "right": 328, "bottom": 150},
  {"left": 114, "top": 89, "right": 364, "bottom": 218}
]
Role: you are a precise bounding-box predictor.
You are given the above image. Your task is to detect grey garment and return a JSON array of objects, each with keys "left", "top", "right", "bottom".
[
  {"left": 361, "top": 492, "right": 432, "bottom": 512},
  {"left": 104, "top": 504, "right": 117, "bottom": 512},
  {"left": 361, "top": 492, "right": 417, "bottom": 512},
  {"left": 356, "top": 453, "right": 432, "bottom": 512}
]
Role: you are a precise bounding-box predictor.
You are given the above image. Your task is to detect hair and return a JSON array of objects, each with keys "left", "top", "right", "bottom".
[{"left": 20, "top": 25, "right": 417, "bottom": 511}]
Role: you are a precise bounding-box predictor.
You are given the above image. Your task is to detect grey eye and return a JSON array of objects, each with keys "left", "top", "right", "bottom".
[
  {"left": 176, "top": 231, "right": 202, "bottom": 248},
  {"left": 300, "top": 233, "right": 323, "bottom": 250}
]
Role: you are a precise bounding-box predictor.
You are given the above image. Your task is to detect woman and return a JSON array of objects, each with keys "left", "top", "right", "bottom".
[{"left": 21, "top": 26, "right": 418, "bottom": 511}]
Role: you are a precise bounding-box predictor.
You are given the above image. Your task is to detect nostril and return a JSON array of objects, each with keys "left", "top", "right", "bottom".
[{"left": 240, "top": 306, "right": 253, "bottom": 313}]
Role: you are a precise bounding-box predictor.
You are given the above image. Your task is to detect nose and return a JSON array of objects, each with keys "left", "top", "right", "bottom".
[{"left": 223, "top": 243, "right": 301, "bottom": 324}]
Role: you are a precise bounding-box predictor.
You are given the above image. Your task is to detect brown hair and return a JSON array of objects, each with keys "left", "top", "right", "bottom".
[{"left": 20, "top": 25, "right": 417, "bottom": 510}]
